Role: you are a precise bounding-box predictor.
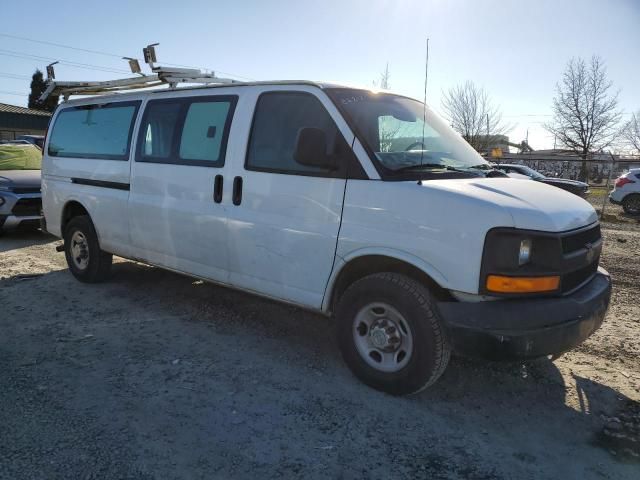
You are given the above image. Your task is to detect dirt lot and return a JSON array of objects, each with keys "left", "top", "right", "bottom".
[{"left": 1, "top": 209, "right": 639, "bottom": 479}]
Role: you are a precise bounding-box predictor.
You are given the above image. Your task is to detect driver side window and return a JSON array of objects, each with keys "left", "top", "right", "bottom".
[{"left": 245, "top": 91, "right": 356, "bottom": 177}]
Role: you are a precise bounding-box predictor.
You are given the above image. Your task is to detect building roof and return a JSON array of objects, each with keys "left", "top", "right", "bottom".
[{"left": 0, "top": 103, "right": 51, "bottom": 117}]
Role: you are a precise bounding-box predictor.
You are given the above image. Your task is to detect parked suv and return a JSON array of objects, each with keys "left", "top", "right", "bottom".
[
  {"left": 0, "top": 143, "right": 43, "bottom": 232},
  {"left": 15, "top": 135, "right": 45, "bottom": 149},
  {"left": 609, "top": 168, "right": 640, "bottom": 214},
  {"left": 41, "top": 82, "right": 611, "bottom": 394}
]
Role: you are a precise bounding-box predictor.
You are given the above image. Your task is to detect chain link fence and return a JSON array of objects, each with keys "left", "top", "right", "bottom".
[{"left": 488, "top": 154, "right": 640, "bottom": 217}]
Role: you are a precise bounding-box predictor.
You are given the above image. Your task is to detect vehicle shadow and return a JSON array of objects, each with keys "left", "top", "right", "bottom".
[
  {"left": 0, "top": 230, "right": 57, "bottom": 253},
  {"left": 419, "top": 355, "right": 640, "bottom": 461},
  {"left": 621, "top": 212, "right": 640, "bottom": 222},
  {"left": 3, "top": 259, "right": 637, "bottom": 478},
  {"left": 107, "top": 262, "right": 640, "bottom": 464}
]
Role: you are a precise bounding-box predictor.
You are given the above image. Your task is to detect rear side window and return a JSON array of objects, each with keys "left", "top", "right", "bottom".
[
  {"left": 48, "top": 101, "right": 140, "bottom": 160},
  {"left": 141, "top": 102, "right": 181, "bottom": 159},
  {"left": 137, "top": 95, "right": 237, "bottom": 167},
  {"left": 246, "top": 91, "right": 354, "bottom": 177},
  {"left": 180, "top": 102, "right": 231, "bottom": 161}
]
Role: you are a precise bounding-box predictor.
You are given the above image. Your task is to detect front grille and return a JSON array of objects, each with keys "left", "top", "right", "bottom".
[
  {"left": 11, "top": 187, "right": 41, "bottom": 194},
  {"left": 562, "top": 225, "right": 601, "bottom": 254},
  {"left": 11, "top": 197, "right": 42, "bottom": 216},
  {"left": 562, "top": 261, "right": 598, "bottom": 293}
]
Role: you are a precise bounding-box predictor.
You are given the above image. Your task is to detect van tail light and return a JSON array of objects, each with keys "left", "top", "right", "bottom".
[{"left": 615, "top": 177, "right": 635, "bottom": 188}]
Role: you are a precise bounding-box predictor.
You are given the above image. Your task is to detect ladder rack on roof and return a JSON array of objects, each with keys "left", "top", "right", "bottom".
[{"left": 38, "top": 44, "right": 239, "bottom": 103}]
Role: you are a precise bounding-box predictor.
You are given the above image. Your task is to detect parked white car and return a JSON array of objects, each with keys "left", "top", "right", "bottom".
[
  {"left": 609, "top": 168, "right": 640, "bottom": 214},
  {"left": 41, "top": 81, "right": 611, "bottom": 394}
]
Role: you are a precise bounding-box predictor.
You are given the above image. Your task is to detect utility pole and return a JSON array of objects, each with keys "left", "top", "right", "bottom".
[
  {"left": 600, "top": 152, "right": 615, "bottom": 218},
  {"left": 486, "top": 113, "right": 490, "bottom": 151}
]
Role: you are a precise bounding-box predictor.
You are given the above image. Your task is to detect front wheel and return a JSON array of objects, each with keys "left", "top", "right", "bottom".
[
  {"left": 63, "top": 215, "right": 112, "bottom": 283},
  {"left": 335, "top": 273, "right": 451, "bottom": 395},
  {"left": 622, "top": 194, "right": 640, "bottom": 215}
]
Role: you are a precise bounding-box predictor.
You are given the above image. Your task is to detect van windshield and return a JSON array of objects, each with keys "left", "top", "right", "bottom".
[{"left": 327, "top": 89, "right": 488, "bottom": 174}]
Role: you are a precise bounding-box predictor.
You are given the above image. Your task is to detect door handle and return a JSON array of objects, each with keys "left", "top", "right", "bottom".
[
  {"left": 232, "top": 176, "right": 243, "bottom": 206},
  {"left": 213, "top": 174, "right": 223, "bottom": 203}
]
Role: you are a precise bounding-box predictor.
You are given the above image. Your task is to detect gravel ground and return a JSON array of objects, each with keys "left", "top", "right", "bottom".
[{"left": 1, "top": 210, "right": 639, "bottom": 479}]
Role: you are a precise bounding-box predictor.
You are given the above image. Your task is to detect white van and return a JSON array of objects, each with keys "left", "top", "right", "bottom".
[{"left": 42, "top": 81, "right": 611, "bottom": 394}]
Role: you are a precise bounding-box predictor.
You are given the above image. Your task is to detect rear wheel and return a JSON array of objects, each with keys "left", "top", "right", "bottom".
[
  {"left": 335, "top": 273, "right": 450, "bottom": 395},
  {"left": 63, "top": 215, "right": 112, "bottom": 283},
  {"left": 622, "top": 194, "right": 640, "bottom": 215}
]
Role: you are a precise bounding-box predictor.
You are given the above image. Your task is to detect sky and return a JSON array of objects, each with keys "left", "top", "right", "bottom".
[{"left": 0, "top": 0, "right": 638, "bottom": 150}]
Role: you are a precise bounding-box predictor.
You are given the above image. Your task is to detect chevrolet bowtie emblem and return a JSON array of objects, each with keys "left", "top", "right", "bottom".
[{"left": 585, "top": 242, "right": 596, "bottom": 263}]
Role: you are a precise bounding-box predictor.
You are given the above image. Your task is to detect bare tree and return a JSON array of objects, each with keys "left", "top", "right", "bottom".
[
  {"left": 373, "top": 62, "right": 391, "bottom": 90},
  {"left": 622, "top": 111, "right": 640, "bottom": 153},
  {"left": 545, "top": 56, "right": 622, "bottom": 181},
  {"left": 373, "top": 63, "right": 400, "bottom": 151},
  {"left": 440, "top": 81, "right": 509, "bottom": 152}
]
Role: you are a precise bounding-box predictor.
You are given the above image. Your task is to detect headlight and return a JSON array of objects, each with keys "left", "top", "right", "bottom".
[
  {"left": 0, "top": 196, "right": 4, "bottom": 206},
  {"left": 518, "top": 239, "right": 532, "bottom": 265},
  {"left": 480, "top": 228, "right": 562, "bottom": 296}
]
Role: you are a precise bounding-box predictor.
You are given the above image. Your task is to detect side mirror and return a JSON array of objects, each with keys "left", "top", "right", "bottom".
[{"left": 293, "top": 127, "right": 337, "bottom": 170}]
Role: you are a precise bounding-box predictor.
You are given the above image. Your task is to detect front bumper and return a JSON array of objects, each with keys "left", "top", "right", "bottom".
[
  {"left": 0, "top": 191, "right": 42, "bottom": 231},
  {"left": 0, "top": 214, "right": 42, "bottom": 231},
  {"left": 609, "top": 196, "right": 621, "bottom": 205},
  {"left": 437, "top": 267, "right": 611, "bottom": 360}
]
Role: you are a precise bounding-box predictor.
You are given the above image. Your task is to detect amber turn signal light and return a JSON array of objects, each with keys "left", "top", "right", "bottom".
[{"left": 486, "top": 275, "right": 560, "bottom": 293}]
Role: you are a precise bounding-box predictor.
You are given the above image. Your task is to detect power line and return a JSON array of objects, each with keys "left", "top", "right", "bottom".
[
  {"left": 0, "top": 90, "right": 27, "bottom": 96},
  {"left": 503, "top": 114, "right": 553, "bottom": 117},
  {"left": 0, "top": 72, "right": 31, "bottom": 80},
  {"left": 0, "top": 32, "right": 130, "bottom": 59},
  {"left": 0, "top": 49, "right": 132, "bottom": 75},
  {"left": 0, "top": 32, "right": 255, "bottom": 81}
]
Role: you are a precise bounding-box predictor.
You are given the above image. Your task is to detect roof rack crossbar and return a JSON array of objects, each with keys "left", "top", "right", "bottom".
[
  {"left": 40, "top": 68, "right": 239, "bottom": 102},
  {"left": 38, "top": 44, "right": 241, "bottom": 103}
]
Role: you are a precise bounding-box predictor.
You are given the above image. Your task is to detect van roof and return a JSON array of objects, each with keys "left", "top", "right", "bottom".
[{"left": 58, "top": 80, "right": 374, "bottom": 106}]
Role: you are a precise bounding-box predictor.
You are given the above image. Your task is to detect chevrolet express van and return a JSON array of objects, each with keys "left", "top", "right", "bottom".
[{"left": 42, "top": 82, "right": 611, "bottom": 394}]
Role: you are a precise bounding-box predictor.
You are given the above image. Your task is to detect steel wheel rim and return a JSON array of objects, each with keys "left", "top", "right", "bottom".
[
  {"left": 352, "top": 302, "right": 413, "bottom": 373},
  {"left": 70, "top": 231, "right": 89, "bottom": 270}
]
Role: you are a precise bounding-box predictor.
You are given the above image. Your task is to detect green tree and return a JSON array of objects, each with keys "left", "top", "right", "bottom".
[{"left": 28, "top": 69, "right": 58, "bottom": 112}]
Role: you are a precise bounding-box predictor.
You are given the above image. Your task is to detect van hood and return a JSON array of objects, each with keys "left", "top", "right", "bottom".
[{"left": 423, "top": 177, "right": 597, "bottom": 232}]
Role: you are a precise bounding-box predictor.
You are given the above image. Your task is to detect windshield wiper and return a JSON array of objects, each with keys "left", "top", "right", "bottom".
[
  {"left": 391, "top": 163, "right": 453, "bottom": 173},
  {"left": 390, "top": 163, "right": 504, "bottom": 178}
]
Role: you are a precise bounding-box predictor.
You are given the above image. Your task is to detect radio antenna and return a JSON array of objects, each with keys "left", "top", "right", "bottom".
[{"left": 420, "top": 38, "right": 429, "bottom": 166}]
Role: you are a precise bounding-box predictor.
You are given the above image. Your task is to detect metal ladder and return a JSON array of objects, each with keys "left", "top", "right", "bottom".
[{"left": 39, "top": 44, "right": 239, "bottom": 102}]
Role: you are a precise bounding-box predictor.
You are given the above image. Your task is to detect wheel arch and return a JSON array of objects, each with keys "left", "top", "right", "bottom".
[
  {"left": 61, "top": 199, "right": 91, "bottom": 235},
  {"left": 623, "top": 192, "right": 640, "bottom": 203},
  {"left": 324, "top": 249, "right": 452, "bottom": 313}
]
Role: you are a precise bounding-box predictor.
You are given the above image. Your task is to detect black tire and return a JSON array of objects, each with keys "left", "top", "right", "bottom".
[
  {"left": 335, "top": 273, "right": 451, "bottom": 395},
  {"left": 622, "top": 194, "right": 640, "bottom": 215},
  {"left": 63, "top": 215, "right": 112, "bottom": 283}
]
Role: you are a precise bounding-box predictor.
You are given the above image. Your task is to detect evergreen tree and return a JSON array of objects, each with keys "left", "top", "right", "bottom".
[{"left": 28, "top": 70, "right": 59, "bottom": 112}]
